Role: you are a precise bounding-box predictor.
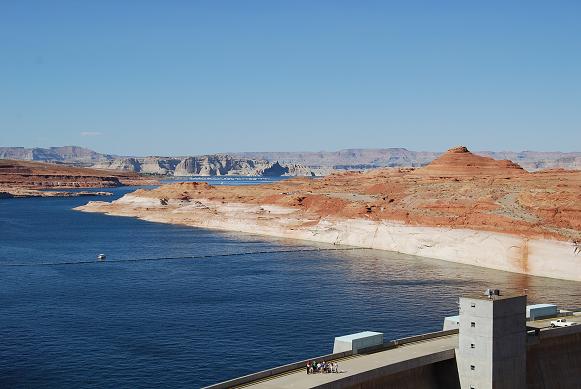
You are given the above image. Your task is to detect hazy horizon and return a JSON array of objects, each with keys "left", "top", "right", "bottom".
[
  {"left": 1, "top": 2, "right": 580, "bottom": 155},
  {"left": 1, "top": 143, "right": 580, "bottom": 157}
]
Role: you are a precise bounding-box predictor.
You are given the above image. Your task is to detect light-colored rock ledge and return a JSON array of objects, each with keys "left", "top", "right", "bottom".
[{"left": 76, "top": 194, "right": 581, "bottom": 282}]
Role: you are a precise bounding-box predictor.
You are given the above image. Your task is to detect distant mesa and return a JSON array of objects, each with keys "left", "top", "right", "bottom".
[
  {"left": 0, "top": 158, "right": 158, "bottom": 198},
  {"left": 414, "top": 146, "right": 526, "bottom": 176}
]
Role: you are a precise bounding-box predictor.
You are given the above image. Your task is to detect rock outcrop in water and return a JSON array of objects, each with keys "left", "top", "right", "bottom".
[
  {"left": 0, "top": 159, "right": 158, "bottom": 198},
  {"left": 77, "top": 146, "right": 581, "bottom": 281}
]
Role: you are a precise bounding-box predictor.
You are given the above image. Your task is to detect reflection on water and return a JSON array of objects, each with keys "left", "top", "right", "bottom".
[
  {"left": 0, "top": 185, "right": 579, "bottom": 388},
  {"left": 337, "top": 248, "right": 579, "bottom": 307}
]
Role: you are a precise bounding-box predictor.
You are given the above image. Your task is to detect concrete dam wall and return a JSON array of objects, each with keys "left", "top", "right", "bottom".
[
  {"left": 526, "top": 328, "right": 581, "bottom": 389},
  {"left": 337, "top": 359, "right": 460, "bottom": 389},
  {"left": 343, "top": 328, "right": 581, "bottom": 389}
]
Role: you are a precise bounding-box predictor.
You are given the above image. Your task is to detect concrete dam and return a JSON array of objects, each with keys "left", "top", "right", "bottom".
[{"left": 204, "top": 292, "right": 581, "bottom": 389}]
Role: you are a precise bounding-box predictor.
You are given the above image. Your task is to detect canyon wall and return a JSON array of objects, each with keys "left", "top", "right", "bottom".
[
  {"left": 93, "top": 155, "right": 318, "bottom": 176},
  {"left": 2, "top": 146, "right": 580, "bottom": 173}
]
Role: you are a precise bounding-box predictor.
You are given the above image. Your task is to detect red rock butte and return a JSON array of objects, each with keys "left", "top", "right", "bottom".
[{"left": 414, "top": 146, "right": 525, "bottom": 176}]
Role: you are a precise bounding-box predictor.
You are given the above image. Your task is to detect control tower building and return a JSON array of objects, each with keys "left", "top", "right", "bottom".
[{"left": 456, "top": 291, "right": 527, "bottom": 389}]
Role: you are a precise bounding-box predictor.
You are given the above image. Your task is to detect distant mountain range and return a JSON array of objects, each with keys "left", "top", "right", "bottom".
[
  {"left": 234, "top": 149, "right": 581, "bottom": 171},
  {"left": 0, "top": 146, "right": 319, "bottom": 176},
  {"left": 0, "top": 146, "right": 112, "bottom": 164},
  {"left": 1, "top": 146, "right": 579, "bottom": 175}
]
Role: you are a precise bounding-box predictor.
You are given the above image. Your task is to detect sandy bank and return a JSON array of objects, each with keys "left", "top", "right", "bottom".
[{"left": 76, "top": 194, "right": 581, "bottom": 282}]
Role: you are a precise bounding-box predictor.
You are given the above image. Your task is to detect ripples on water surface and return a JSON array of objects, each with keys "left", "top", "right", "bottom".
[{"left": 0, "top": 180, "right": 579, "bottom": 388}]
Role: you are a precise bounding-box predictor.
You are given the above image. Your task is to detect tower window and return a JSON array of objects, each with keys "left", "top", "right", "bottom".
[
  {"left": 471, "top": 322, "right": 476, "bottom": 327},
  {"left": 471, "top": 344, "right": 475, "bottom": 349},
  {"left": 470, "top": 365, "right": 476, "bottom": 371}
]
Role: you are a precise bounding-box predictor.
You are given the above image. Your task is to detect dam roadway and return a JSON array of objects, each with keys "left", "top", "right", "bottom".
[
  {"left": 239, "top": 334, "right": 458, "bottom": 388},
  {"left": 204, "top": 314, "right": 581, "bottom": 389}
]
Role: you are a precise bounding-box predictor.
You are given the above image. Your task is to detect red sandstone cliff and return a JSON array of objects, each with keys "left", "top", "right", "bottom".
[{"left": 123, "top": 146, "right": 580, "bottom": 242}]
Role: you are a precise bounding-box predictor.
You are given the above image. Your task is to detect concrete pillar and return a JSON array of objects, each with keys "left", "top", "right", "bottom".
[{"left": 456, "top": 293, "right": 526, "bottom": 389}]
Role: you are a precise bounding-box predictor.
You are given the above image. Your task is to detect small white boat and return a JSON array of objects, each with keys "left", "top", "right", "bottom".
[{"left": 97, "top": 254, "right": 106, "bottom": 261}]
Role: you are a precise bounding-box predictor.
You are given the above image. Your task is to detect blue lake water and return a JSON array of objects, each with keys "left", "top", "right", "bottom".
[{"left": 1, "top": 178, "right": 579, "bottom": 388}]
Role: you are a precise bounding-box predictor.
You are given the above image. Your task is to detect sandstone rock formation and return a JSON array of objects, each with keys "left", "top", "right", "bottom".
[
  {"left": 413, "top": 146, "right": 525, "bottom": 176},
  {"left": 174, "top": 155, "right": 268, "bottom": 176},
  {"left": 0, "top": 159, "right": 158, "bottom": 198},
  {"left": 93, "top": 157, "right": 142, "bottom": 172},
  {"left": 92, "top": 157, "right": 182, "bottom": 175},
  {"left": 92, "top": 154, "right": 315, "bottom": 176},
  {"left": 77, "top": 146, "right": 581, "bottom": 280}
]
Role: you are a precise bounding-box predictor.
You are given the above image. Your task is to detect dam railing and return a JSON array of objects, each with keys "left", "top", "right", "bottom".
[{"left": 202, "top": 329, "right": 459, "bottom": 389}]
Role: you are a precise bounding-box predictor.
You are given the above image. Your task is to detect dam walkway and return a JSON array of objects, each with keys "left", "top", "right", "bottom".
[
  {"left": 239, "top": 333, "right": 457, "bottom": 388},
  {"left": 203, "top": 331, "right": 459, "bottom": 389},
  {"left": 204, "top": 314, "right": 581, "bottom": 389}
]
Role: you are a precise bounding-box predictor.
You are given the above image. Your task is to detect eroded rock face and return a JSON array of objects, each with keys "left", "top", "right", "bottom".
[
  {"left": 171, "top": 155, "right": 314, "bottom": 176},
  {"left": 94, "top": 157, "right": 181, "bottom": 175},
  {"left": 138, "top": 157, "right": 181, "bottom": 175},
  {"left": 92, "top": 154, "right": 315, "bottom": 176},
  {"left": 94, "top": 157, "right": 141, "bottom": 172},
  {"left": 0, "top": 159, "right": 158, "bottom": 193},
  {"left": 175, "top": 155, "right": 256, "bottom": 176}
]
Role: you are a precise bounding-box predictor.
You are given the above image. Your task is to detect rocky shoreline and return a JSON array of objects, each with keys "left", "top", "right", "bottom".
[
  {"left": 76, "top": 195, "right": 581, "bottom": 281},
  {"left": 74, "top": 146, "right": 581, "bottom": 281}
]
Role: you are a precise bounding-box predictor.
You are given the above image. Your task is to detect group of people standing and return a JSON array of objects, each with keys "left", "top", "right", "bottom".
[{"left": 306, "top": 360, "right": 339, "bottom": 374}]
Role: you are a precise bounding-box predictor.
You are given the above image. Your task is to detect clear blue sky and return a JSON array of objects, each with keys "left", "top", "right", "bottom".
[{"left": 1, "top": 1, "right": 579, "bottom": 156}]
